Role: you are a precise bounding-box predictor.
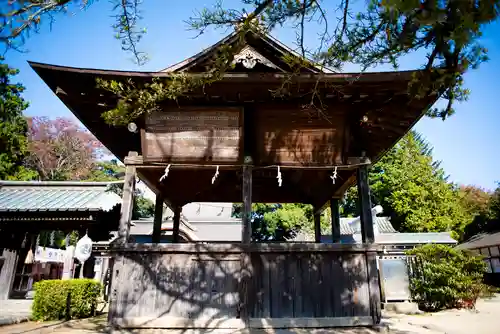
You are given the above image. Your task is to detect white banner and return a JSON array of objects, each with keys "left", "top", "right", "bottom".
[
  {"left": 34, "top": 246, "right": 65, "bottom": 263},
  {"left": 62, "top": 246, "right": 75, "bottom": 280}
]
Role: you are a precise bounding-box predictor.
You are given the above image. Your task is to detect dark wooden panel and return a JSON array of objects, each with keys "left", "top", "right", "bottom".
[
  {"left": 109, "top": 248, "right": 241, "bottom": 328},
  {"left": 108, "top": 244, "right": 378, "bottom": 329},
  {"left": 255, "top": 105, "right": 346, "bottom": 166},
  {"left": 246, "top": 250, "right": 371, "bottom": 319},
  {"left": 142, "top": 107, "right": 243, "bottom": 164}
]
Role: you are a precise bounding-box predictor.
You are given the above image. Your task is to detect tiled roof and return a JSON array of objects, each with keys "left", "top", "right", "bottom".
[
  {"left": 0, "top": 181, "right": 123, "bottom": 212},
  {"left": 457, "top": 231, "right": 500, "bottom": 250},
  {"left": 319, "top": 232, "right": 456, "bottom": 244},
  {"left": 339, "top": 216, "right": 396, "bottom": 234}
]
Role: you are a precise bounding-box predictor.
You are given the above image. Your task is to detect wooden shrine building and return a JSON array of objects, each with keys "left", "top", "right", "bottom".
[
  {"left": 0, "top": 181, "right": 122, "bottom": 300},
  {"left": 29, "top": 28, "right": 439, "bottom": 330}
]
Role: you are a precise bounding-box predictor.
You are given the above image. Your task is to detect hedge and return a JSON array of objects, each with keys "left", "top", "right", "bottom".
[
  {"left": 32, "top": 279, "right": 102, "bottom": 321},
  {"left": 407, "top": 244, "right": 488, "bottom": 311}
]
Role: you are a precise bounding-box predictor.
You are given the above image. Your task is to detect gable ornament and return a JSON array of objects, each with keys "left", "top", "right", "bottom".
[{"left": 232, "top": 45, "right": 279, "bottom": 70}]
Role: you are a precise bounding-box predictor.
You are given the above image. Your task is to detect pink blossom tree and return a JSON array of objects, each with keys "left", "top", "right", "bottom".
[{"left": 25, "top": 117, "right": 106, "bottom": 180}]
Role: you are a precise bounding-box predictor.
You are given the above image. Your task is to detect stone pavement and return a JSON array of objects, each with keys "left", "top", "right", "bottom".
[{"left": 0, "top": 299, "right": 32, "bottom": 326}]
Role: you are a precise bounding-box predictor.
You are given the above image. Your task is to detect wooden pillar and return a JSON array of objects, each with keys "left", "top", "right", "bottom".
[
  {"left": 241, "top": 164, "right": 252, "bottom": 244},
  {"left": 117, "top": 151, "right": 137, "bottom": 245},
  {"left": 0, "top": 250, "right": 18, "bottom": 300},
  {"left": 314, "top": 211, "right": 321, "bottom": 243},
  {"left": 367, "top": 251, "right": 382, "bottom": 323},
  {"left": 152, "top": 194, "right": 164, "bottom": 243},
  {"left": 330, "top": 199, "right": 341, "bottom": 243},
  {"left": 172, "top": 205, "right": 181, "bottom": 243},
  {"left": 357, "top": 165, "right": 375, "bottom": 243}
]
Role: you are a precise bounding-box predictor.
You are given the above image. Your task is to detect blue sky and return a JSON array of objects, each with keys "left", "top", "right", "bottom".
[{"left": 4, "top": 0, "right": 500, "bottom": 190}]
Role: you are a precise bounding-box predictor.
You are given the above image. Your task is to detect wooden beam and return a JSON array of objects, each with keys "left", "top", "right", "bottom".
[
  {"left": 356, "top": 165, "right": 374, "bottom": 243},
  {"left": 330, "top": 199, "right": 341, "bottom": 243},
  {"left": 172, "top": 206, "right": 181, "bottom": 243},
  {"left": 109, "top": 242, "right": 382, "bottom": 253},
  {"left": 117, "top": 151, "right": 137, "bottom": 245},
  {"left": 314, "top": 211, "right": 321, "bottom": 243},
  {"left": 241, "top": 164, "right": 252, "bottom": 244},
  {"left": 152, "top": 194, "right": 164, "bottom": 243}
]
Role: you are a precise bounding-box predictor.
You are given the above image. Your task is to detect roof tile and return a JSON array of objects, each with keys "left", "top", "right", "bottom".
[{"left": 0, "top": 181, "right": 122, "bottom": 212}]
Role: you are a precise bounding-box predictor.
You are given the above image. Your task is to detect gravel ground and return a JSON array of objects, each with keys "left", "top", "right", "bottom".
[{"left": 1, "top": 295, "right": 499, "bottom": 333}]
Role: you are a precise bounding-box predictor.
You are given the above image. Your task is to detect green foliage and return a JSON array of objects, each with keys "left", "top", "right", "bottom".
[
  {"left": 133, "top": 194, "right": 155, "bottom": 219},
  {"left": 0, "top": 59, "right": 31, "bottom": 180},
  {"left": 85, "top": 160, "right": 125, "bottom": 181},
  {"left": 95, "top": 36, "right": 244, "bottom": 126},
  {"left": 32, "top": 279, "right": 102, "bottom": 321},
  {"left": 96, "top": 75, "right": 206, "bottom": 126},
  {"left": 232, "top": 203, "right": 328, "bottom": 241},
  {"left": 459, "top": 185, "right": 492, "bottom": 218},
  {"left": 489, "top": 185, "right": 500, "bottom": 220},
  {"left": 462, "top": 184, "right": 500, "bottom": 241},
  {"left": 407, "top": 244, "right": 488, "bottom": 311},
  {"left": 343, "top": 131, "right": 469, "bottom": 238}
]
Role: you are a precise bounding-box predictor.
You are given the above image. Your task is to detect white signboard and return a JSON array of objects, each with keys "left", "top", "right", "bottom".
[
  {"left": 34, "top": 246, "right": 65, "bottom": 263},
  {"left": 379, "top": 257, "right": 411, "bottom": 302},
  {"left": 74, "top": 234, "right": 93, "bottom": 263}
]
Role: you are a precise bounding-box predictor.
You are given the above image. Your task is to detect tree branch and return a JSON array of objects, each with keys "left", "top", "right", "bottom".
[{"left": 1, "top": 0, "right": 73, "bottom": 48}]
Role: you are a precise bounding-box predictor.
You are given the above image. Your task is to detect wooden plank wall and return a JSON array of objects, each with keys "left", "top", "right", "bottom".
[
  {"left": 109, "top": 245, "right": 242, "bottom": 329},
  {"left": 108, "top": 244, "right": 378, "bottom": 329},
  {"left": 142, "top": 107, "right": 243, "bottom": 164},
  {"left": 247, "top": 252, "right": 370, "bottom": 319},
  {"left": 254, "top": 105, "right": 346, "bottom": 166}
]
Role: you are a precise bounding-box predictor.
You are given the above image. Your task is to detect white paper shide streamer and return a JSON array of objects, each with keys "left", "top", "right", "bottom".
[
  {"left": 330, "top": 166, "right": 338, "bottom": 184},
  {"left": 277, "top": 166, "right": 282, "bottom": 187},
  {"left": 212, "top": 166, "right": 219, "bottom": 184},
  {"left": 159, "top": 164, "right": 171, "bottom": 182}
]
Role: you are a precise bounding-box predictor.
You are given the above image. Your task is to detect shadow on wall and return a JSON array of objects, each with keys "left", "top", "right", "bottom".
[{"left": 108, "top": 243, "right": 378, "bottom": 332}]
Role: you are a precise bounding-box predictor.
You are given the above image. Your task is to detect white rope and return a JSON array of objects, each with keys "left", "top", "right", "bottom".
[
  {"left": 134, "top": 161, "right": 370, "bottom": 170},
  {"left": 159, "top": 164, "right": 171, "bottom": 182}
]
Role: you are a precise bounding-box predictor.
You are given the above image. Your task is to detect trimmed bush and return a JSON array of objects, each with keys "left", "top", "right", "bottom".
[
  {"left": 407, "top": 244, "right": 488, "bottom": 311},
  {"left": 32, "top": 279, "right": 102, "bottom": 321}
]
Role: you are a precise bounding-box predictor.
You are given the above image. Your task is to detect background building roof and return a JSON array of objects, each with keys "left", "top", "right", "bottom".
[
  {"left": 0, "top": 181, "right": 123, "bottom": 212},
  {"left": 457, "top": 231, "right": 500, "bottom": 250},
  {"left": 374, "top": 232, "right": 456, "bottom": 245},
  {"left": 339, "top": 216, "right": 396, "bottom": 234}
]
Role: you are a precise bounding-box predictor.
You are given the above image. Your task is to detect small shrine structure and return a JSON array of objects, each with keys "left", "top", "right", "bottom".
[
  {"left": 0, "top": 181, "right": 122, "bottom": 300},
  {"left": 29, "top": 28, "right": 439, "bottom": 330}
]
